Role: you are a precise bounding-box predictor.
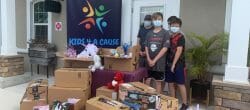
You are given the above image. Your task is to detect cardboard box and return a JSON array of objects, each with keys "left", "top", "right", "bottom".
[
  {"left": 86, "top": 96, "right": 130, "bottom": 110},
  {"left": 96, "top": 86, "right": 118, "bottom": 100},
  {"left": 119, "top": 82, "right": 156, "bottom": 97},
  {"left": 119, "top": 82, "right": 160, "bottom": 110},
  {"left": 26, "top": 79, "right": 48, "bottom": 101},
  {"left": 51, "top": 99, "right": 84, "bottom": 110},
  {"left": 48, "top": 86, "right": 91, "bottom": 107},
  {"left": 103, "top": 46, "right": 139, "bottom": 72},
  {"left": 64, "top": 57, "right": 93, "bottom": 68},
  {"left": 160, "top": 94, "right": 178, "bottom": 110},
  {"left": 20, "top": 93, "right": 47, "bottom": 110},
  {"left": 68, "top": 99, "right": 84, "bottom": 110},
  {"left": 33, "top": 105, "right": 49, "bottom": 110},
  {"left": 55, "top": 68, "right": 92, "bottom": 89}
]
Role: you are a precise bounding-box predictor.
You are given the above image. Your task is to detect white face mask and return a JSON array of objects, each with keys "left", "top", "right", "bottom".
[
  {"left": 144, "top": 21, "right": 152, "bottom": 27},
  {"left": 153, "top": 20, "right": 162, "bottom": 27},
  {"left": 170, "top": 27, "right": 180, "bottom": 33}
]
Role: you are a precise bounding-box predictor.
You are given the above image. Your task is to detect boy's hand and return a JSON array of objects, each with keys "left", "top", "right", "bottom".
[
  {"left": 171, "top": 64, "right": 175, "bottom": 73},
  {"left": 147, "top": 59, "right": 155, "bottom": 67},
  {"left": 149, "top": 60, "right": 156, "bottom": 67},
  {"left": 139, "top": 51, "right": 146, "bottom": 56}
]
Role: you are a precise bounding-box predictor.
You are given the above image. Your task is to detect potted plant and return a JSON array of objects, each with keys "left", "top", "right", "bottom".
[{"left": 186, "top": 33, "right": 228, "bottom": 104}]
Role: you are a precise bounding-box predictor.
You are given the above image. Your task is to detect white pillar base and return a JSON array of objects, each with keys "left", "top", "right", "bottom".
[{"left": 224, "top": 65, "right": 249, "bottom": 84}]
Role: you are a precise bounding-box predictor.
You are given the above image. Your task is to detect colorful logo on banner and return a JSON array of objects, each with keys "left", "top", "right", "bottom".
[
  {"left": 79, "top": 0, "right": 111, "bottom": 33},
  {"left": 67, "top": 0, "right": 121, "bottom": 50}
]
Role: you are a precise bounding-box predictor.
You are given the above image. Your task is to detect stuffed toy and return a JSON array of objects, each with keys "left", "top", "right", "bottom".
[
  {"left": 88, "top": 54, "right": 104, "bottom": 72},
  {"left": 64, "top": 45, "right": 77, "bottom": 58},
  {"left": 107, "top": 71, "right": 124, "bottom": 91},
  {"left": 77, "top": 43, "right": 98, "bottom": 58}
]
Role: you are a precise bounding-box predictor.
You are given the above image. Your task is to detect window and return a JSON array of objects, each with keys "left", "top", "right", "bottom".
[{"left": 32, "top": 0, "right": 49, "bottom": 43}]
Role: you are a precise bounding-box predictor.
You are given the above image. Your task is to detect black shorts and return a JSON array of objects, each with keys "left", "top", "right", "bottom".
[{"left": 148, "top": 70, "right": 165, "bottom": 80}]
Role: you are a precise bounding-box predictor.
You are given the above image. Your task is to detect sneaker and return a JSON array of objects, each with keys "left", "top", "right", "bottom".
[{"left": 180, "top": 103, "right": 189, "bottom": 110}]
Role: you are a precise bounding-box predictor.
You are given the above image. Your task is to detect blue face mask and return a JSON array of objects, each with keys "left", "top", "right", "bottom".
[
  {"left": 144, "top": 21, "right": 152, "bottom": 27},
  {"left": 153, "top": 20, "right": 162, "bottom": 27},
  {"left": 170, "top": 27, "right": 180, "bottom": 33}
]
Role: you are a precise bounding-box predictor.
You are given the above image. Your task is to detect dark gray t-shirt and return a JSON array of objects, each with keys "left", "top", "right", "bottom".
[{"left": 145, "top": 29, "right": 170, "bottom": 72}]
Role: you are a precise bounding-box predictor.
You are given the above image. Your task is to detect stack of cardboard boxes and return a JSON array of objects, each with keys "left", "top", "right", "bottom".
[
  {"left": 91, "top": 82, "right": 178, "bottom": 110},
  {"left": 20, "top": 79, "right": 49, "bottom": 110},
  {"left": 48, "top": 68, "right": 92, "bottom": 110}
]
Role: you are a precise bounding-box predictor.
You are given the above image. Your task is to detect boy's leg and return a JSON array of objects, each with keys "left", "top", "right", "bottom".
[
  {"left": 150, "top": 71, "right": 165, "bottom": 93},
  {"left": 145, "top": 78, "right": 152, "bottom": 86},
  {"left": 165, "top": 66, "right": 176, "bottom": 97},
  {"left": 168, "top": 83, "right": 176, "bottom": 97},
  {"left": 175, "top": 64, "right": 188, "bottom": 108},
  {"left": 155, "top": 80, "right": 165, "bottom": 93},
  {"left": 178, "top": 84, "right": 187, "bottom": 104}
]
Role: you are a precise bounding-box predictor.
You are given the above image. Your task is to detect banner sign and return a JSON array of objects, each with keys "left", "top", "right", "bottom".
[{"left": 67, "top": 0, "right": 122, "bottom": 50}]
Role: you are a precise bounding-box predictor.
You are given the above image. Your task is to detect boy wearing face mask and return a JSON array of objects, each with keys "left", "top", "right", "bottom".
[
  {"left": 138, "top": 15, "right": 153, "bottom": 67},
  {"left": 166, "top": 18, "right": 188, "bottom": 110},
  {"left": 145, "top": 12, "right": 170, "bottom": 93}
]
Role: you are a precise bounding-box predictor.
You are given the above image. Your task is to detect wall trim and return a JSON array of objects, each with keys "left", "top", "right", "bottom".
[
  {"left": 224, "top": 0, "right": 232, "bottom": 33},
  {"left": 17, "top": 48, "right": 28, "bottom": 53}
]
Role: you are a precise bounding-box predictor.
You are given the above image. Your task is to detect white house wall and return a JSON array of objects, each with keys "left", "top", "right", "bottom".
[{"left": 16, "top": 0, "right": 27, "bottom": 49}]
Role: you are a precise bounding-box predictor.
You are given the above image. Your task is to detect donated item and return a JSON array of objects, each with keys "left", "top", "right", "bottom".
[
  {"left": 86, "top": 96, "right": 130, "bottom": 110},
  {"left": 77, "top": 43, "right": 98, "bottom": 58},
  {"left": 64, "top": 45, "right": 77, "bottom": 58},
  {"left": 119, "top": 82, "right": 160, "bottom": 110},
  {"left": 27, "top": 79, "right": 48, "bottom": 100},
  {"left": 52, "top": 98, "right": 83, "bottom": 110},
  {"left": 52, "top": 100, "right": 72, "bottom": 110},
  {"left": 96, "top": 86, "right": 118, "bottom": 100},
  {"left": 33, "top": 105, "right": 49, "bottom": 110},
  {"left": 88, "top": 55, "right": 104, "bottom": 72},
  {"left": 103, "top": 46, "right": 139, "bottom": 71},
  {"left": 48, "top": 86, "right": 90, "bottom": 107},
  {"left": 55, "top": 68, "right": 91, "bottom": 89},
  {"left": 20, "top": 93, "right": 47, "bottom": 110},
  {"left": 159, "top": 94, "right": 178, "bottom": 110},
  {"left": 107, "top": 71, "right": 124, "bottom": 91}
]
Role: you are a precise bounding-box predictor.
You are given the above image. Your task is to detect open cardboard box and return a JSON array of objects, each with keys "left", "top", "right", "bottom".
[
  {"left": 20, "top": 92, "right": 47, "bottom": 110},
  {"left": 86, "top": 95, "right": 130, "bottom": 110},
  {"left": 102, "top": 45, "right": 140, "bottom": 72},
  {"left": 26, "top": 79, "right": 48, "bottom": 100},
  {"left": 96, "top": 86, "right": 118, "bottom": 100},
  {"left": 48, "top": 86, "right": 91, "bottom": 108}
]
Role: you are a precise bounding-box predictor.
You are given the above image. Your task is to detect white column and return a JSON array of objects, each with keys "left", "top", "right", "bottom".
[
  {"left": 224, "top": 0, "right": 250, "bottom": 84},
  {"left": 121, "top": 0, "right": 132, "bottom": 45},
  {"left": 0, "top": 0, "right": 17, "bottom": 55}
]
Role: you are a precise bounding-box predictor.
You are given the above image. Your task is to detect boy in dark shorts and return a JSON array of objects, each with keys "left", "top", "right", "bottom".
[
  {"left": 166, "top": 18, "right": 188, "bottom": 110},
  {"left": 145, "top": 12, "right": 170, "bottom": 93}
]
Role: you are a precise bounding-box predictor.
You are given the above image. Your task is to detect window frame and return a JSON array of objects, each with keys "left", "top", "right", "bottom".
[{"left": 30, "top": 0, "right": 52, "bottom": 43}]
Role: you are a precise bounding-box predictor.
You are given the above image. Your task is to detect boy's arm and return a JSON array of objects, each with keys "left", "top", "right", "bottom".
[
  {"left": 152, "top": 47, "right": 168, "bottom": 64},
  {"left": 171, "top": 46, "right": 183, "bottom": 72},
  {"left": 145, "top": 47, "right": 152, "bottom": 64},
  {"left": 171, "top": 35, "right": 185, "bottom": 72}
]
